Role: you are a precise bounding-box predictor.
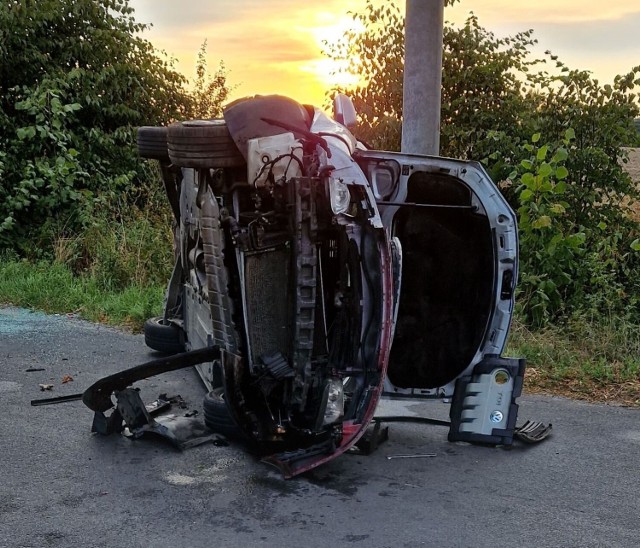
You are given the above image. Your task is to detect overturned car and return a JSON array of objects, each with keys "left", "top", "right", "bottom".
[{"left": 134, "top": 94, "right": 524, "bottom": 477}]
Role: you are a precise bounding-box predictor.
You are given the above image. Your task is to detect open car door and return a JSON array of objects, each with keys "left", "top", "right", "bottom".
[{"left": 355, "top": 150, "right": 525, "bottom": 443}]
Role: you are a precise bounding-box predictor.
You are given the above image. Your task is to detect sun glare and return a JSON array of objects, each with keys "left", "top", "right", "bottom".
[{"left": 304, "top": 15, "right": 365, "bottom": 91}]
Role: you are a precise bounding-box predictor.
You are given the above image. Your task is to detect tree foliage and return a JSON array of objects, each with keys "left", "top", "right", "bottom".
[
  {"left": 324, "top": 0, "right": 640, "bottom": 324},
  {"left": 191, "top": 40, "right": 234, "bottom": 119},
  {"left": 0, "top": 0, "right": 192, "bottom": 254}
]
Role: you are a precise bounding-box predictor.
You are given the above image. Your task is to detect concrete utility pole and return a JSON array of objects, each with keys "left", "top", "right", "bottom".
[{"left": 401, "top": 0, "right": 444, "bottom": 156}]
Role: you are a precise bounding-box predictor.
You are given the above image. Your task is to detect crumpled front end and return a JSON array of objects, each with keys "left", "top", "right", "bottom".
[{"left": 217, "top": 96, "right": 394, "bottom": 477}]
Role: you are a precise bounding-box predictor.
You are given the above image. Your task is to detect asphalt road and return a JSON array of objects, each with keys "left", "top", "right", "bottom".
[{"left": 1, "top": 306, "right": 638, "bottom": 548}]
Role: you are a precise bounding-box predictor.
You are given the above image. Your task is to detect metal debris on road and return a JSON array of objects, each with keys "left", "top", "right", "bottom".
[{"left": 386, "top": 453, "right": 437, "bottom": 460}]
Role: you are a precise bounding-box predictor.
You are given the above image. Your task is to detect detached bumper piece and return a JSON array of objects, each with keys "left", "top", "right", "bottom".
[
  {"left": 83, "top": 347, "right": 226, "bottom": 450},
  {"left": 448, "top": 356, "right": 526, "bottom": 446},
  {"left": 97, "top": 388, "right": 227, "bottom": 450}
]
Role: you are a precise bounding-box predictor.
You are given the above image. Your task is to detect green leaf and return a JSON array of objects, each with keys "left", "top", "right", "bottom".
[
  {"left": 63, "top": 103, "right": 82, "bottom": 113},
  {"left": 520, "top": 189, "right": 533, "bottom": 201},
  {"left": 536, "top": 145, "right": 549, "bottom": 161},
  {"left": 566, "top": 232, "right": 586, "bottom": 248},
  {"left": 538, "top": 162, "right": 552, "bottom": 178},
  {"left": 553, "top": 182, "right": 567, "bottom": 194},
  {"left": 520, "top": 159, "right": 533, "bottom": 170},
  {"left": 531, "top": 133, "right": 541, "bottom": 143},
  {"left": 631, "top": 239, "right": 640, "bottom": 252},
  {"left": 564, "top": 128, "right": 576, "bottom": 141},
  {"left": 521, "top": 172, "right": 535, "bottom": 188},
  {"left": 532, "top": 215, "right": 552, "bottom": 229},
  {"left": 552, "top": 148, "right": 569, "bottom": 163},
  {"left": 555, "top": 166, "right": 569, "bottom": 180}
]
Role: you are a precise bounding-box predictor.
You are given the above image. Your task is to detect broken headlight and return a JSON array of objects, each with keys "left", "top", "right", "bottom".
[
  {"left": 329, "top": 177, "right": 350, "bottom": 215},
  {"left": 320, "top": 377, "right": 344, "bottom": 426}
]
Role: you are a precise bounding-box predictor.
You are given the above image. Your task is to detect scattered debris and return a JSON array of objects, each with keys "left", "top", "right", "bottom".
[
  {"left": 25, "top": 368, "right": 46, "bottom": 372},
  {"left": 99, "top": 387, "right": 225, "bottom": 450},
  {"left": 514, "top": 421, "right": 553, "bottom": 443},
  {"left": 38, "top": 384, "right": 54, "bottom": 391},
  {"left": 144, "top": 394, "right": 172, "bottom": 416},
  {"left": 31, "top": 393, "right": 83, "bottom": 406},
  {"left": 350, "top": 421, "right": 389, "bottom": 455},
  {"left": 61, "top": 375, "right": 74, "bottom": 384},
  {"left": 386, "top": 454, "right": 437, "bottom": 460},
  {"left": 166, "top": 394, "right": 187, "bottom": 409}
]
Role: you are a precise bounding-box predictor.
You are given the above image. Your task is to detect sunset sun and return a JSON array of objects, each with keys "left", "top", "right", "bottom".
[{"left": 304, "top": 15, "right": 365, "bottom": 91}]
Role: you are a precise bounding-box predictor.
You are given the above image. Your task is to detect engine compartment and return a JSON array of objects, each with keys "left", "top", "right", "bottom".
[{"left": 175, "top": 131, "right": 392, "bottom": 474}]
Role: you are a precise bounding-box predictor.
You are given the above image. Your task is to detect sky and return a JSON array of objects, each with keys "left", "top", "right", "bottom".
[{"left": 129, "top": 0, "right": 640, "bottom": 107}]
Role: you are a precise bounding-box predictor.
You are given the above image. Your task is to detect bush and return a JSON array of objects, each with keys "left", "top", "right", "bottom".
[
  {"left": 0, "top": 0, "right": 191, "bottom": 255},
  {"left": 324, "top": 0, "right": 640, "bottom": 326}
]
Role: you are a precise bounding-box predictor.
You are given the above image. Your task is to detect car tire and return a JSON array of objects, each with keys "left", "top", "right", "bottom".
[
  {"left": 167, "top": 119, "right": 245, "bottom": 168},
  {"left": 143, "top": 316, "right": 185, "bottom": 354},
  {"left": 203, "top": 387, "right": 243, "bottom": 438},
  {"left": 137, "top": 126, "right": 169, "bottom": 161}
]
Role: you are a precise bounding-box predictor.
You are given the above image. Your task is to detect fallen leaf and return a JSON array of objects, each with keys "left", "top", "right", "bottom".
[{"left": 61, "top": 375, "right": 74, "bottom": 384}]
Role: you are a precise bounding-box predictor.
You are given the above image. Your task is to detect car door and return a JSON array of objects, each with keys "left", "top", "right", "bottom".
[{"left": 355, "top": 150, "right": 519, "bottom": 400}]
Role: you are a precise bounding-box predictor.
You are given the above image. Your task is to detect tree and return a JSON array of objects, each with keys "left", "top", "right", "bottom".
[
  {"left": 323, "top": 1, "right": 538, "bottom": 157},
  {"left": 191, "top": 40, "right": 234, "bottom": 119},
  {"left": 324, "top": 0, "right": 640, "bottom": 324},
  {"left": 0, "top": 0, "right": 192, "bottom": 253}
]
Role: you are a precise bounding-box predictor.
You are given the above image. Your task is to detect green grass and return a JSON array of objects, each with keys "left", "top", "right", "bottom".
[
  {"left": 2, "top": 256, "right": 639, "bottom": 405},
  {"left": 0, "top": 258, "right": 164, "bottom": 331},
  {"left": 507, "top": 314, "right": 640, "bottom": 405}
]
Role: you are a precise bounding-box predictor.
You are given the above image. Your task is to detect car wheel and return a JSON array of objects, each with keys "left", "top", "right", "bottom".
[
  {"left": 137, "top": 126, "right": 169, "bottom": 161},
  {"left": 167, "top": 119, "right": 245, "bottom": 168},
  {"left": 203, "top": 387, "right": 243, "bottom": 438},
  {"left": 143, "top": 316, "right": 185, "bottom": 354}
]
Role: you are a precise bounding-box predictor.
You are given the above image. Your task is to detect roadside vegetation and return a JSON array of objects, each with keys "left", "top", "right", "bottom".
[
  {"left": 325, "top": 0, "right": 640, "bottom": 404},
  {"left": 1, "top": 0, "right": 639, "bottom": 404},
  {"left": 0, "top": 256, "right": 163, "bottom": 328},
  {"left": 0, "top": 0, "right": 230, "bottom": 326}
]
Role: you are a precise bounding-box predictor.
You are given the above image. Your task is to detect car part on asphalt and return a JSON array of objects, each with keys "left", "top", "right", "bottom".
[
  {"left": 514, "top": 420, "right": 553, "bottom": 443},
  {"left": 82, "top": 346, "right": 220, "bottom": 414},
  {"left": 79, "top": 347, "right": 227, "bottom": 449},
  {"left": 448, "top": 357, "right": 526, "bottom": 446},
  {"left": 31, "top": 393, "right": 83, "bottom": 406},
  {"left": 371, "top": 414, "right": 552, "bottom": 447},
  {"left": 114, "top": 387, "right": 227, "bottom": 450},
  {"left": 350, "top": 420, "right": 389, "bottom": 455},
  {"left": 386, "top": 454, "right": 437, "bottom": 460}
]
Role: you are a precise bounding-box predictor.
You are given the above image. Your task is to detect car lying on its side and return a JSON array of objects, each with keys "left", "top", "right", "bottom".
[{"left": 137, "top": 94, "right": 523, "bottom": 477}]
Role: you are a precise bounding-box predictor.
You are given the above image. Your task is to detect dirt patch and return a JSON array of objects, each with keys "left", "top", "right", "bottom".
[
  {"left": 525, "top": 374, "right": 640, "bottom": 407},
  {"left": 622, "top": 147, "right": 640, "bottom": 183}
]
